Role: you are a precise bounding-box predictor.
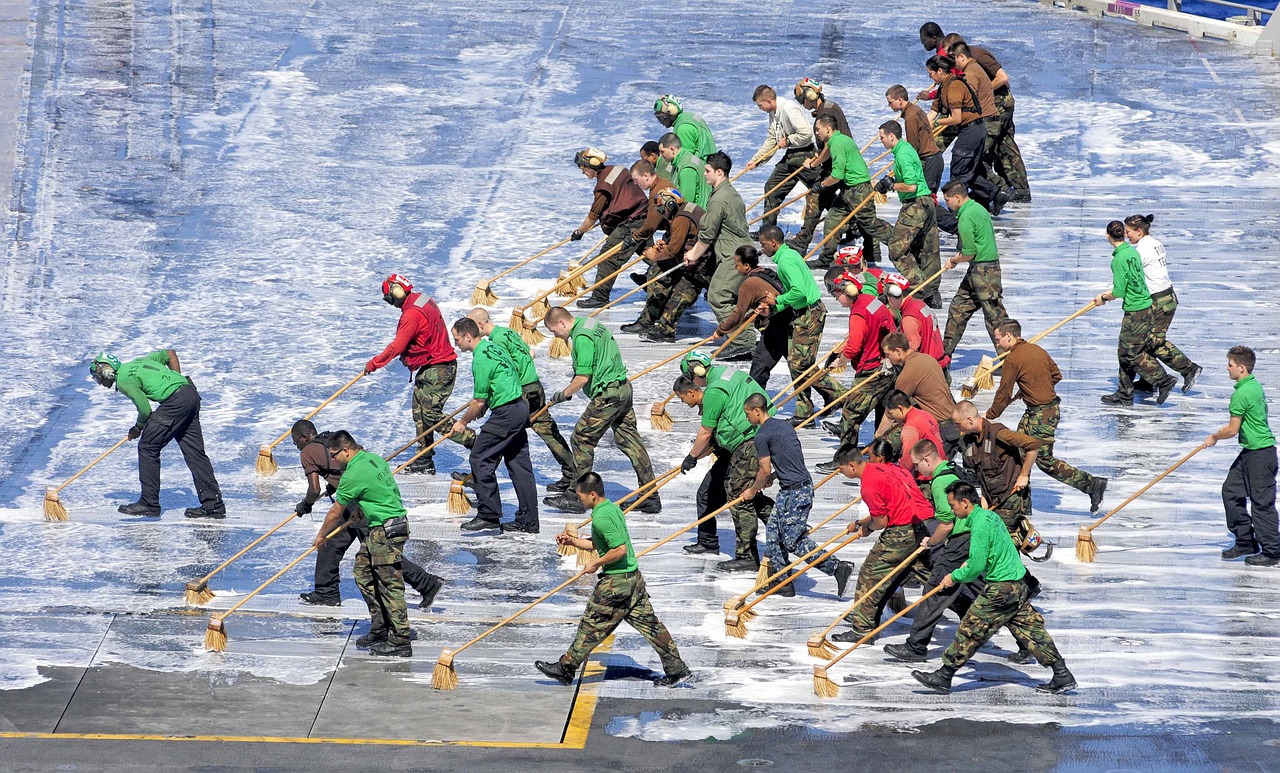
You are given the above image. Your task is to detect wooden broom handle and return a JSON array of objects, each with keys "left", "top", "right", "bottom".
[
  {"left": 824, "top": 581, "right": 948, "bottom": 668},
  {"left": 391, "top": 429, "right": 459, "bottom": 475},
  {"left": 709, "top": 310, "right": 760, "bottom": 358},
  {"left": 773, "top": 365, "right": 837, "bottom": 411},
  {"left": 749, "top": 189, "right": 809, "bottom": 227},
  {"left": 745, "top": 492, "right": 864, "bottom": 593},
  {"left": 636, "top": 494, "right": 751, "bottom": 558},
  {"left": 589, "top": 264, "right": 684, "bottom": 318},
  {"left": 905, "top": 266, "right": 947, "bottom": 299},
  {"left": 771, "top": 341, "right": 844, "bottom": 407},
  {"left": 525, "top": 240, "right": 618, "bottom": 308},
  {"left": 746, "top": 164, "right": 808, "bottom": 211},
  {"left": 1085, "top": 443, "right": 1208, "bottom": 534},
  {"left": 622, "top": 466, "right": 683, "bottom": 515},
  {"left": 265, "top": 372, "right": 366, "bottom": 451},
  {"left": 385, "top": 404, "right": 468, "bottom": 461},
  {"left": 987, "top": 300, "right": 1100, "bottom": 372},
  {"left": 568, "top": 465, "right": 686, "bottom": 540},
  {"left": 629, "top": 311, "right": 760, "bottom": 383},
  {"left": 195, "top": 512, "right": 298, "bottom": 586},
  {"left": 51, "top": 436, "right": 131, "bottom": 494},
  {"left": 215, "top": 518, "right": 355, "bottom": 621},
  {"left": 819, "top": 544, "right": 927, "bottom": 639},
  {"left": 741, "top": 531, "right": 863, "bottom": 613},
  {"left": 796, "top": 368, "right": 883, "bottom": 430},
  {"left": 482, "top": 238, "right": 573, "bottom": 286},
  {"left": 551, "top": 253, "right": 645, "bottom": 312}
]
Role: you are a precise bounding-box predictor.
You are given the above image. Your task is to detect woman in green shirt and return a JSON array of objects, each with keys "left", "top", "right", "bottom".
[{"left": 1096, "top": 221, "right": 1176, "bottom": 406}]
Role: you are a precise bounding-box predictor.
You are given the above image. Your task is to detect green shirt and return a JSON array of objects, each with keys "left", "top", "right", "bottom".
[
  {"left": 471, "top": 338, "right": 522, "bottom": 407},
  {"left": 334, "top": 450, "right": 407, "bottom": 528},
  {"left": 570, "top": 317, "right": 629, "bottom": 398},
  {"left": 828, "top": 131, "right": 870, "bottom": 186},
  {"left": 488, "top": 325, "right": 538, "bottom": 387},
  {"left": 655, "top": 156, "right": 675, "bottom": 182},
  {"left": 590, "top": 499, "right": 638, "bottom": 575},
  {"left": 702, "top": 368, "right": 772, "bottom": 452},
  {"left": 927, "top": 462, "right": 970, "bottom": 536},
  {"left": 673, "top": 149, "right": 709, "bottom": 208},
  {"left": 956, "top": 199, "right": 998, "bottom": 263},
  {"left": 1110, "top": 242, "right": 1153, "bottom": 312},
  {"left": 890, "top": 140, "right": 930, "bottom": 202},
  {"left": 772, "top": 244, "right": 822, "bottom": 312},
  {"left": 951, "top": 506, "right": 1027, "bottom": 584},
  {"left": 673, "top": 112, "right": 717, "bottom": 160},
  {"left": 698, "top": 181, "right": 752, "bottom": 265},
  {"left": 1230, "top": 374, "right": 1276, "bottom": 450},
  {"left": 114, "top": 350, "right": 190, "bottom": 427}
]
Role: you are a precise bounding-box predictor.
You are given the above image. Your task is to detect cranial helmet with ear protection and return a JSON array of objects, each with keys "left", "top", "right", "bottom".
[
  {"left": 654, "top": 94, "right": 682, "bottom": 118},
  {"left": 382, "top": 273, "right": 413, "bottom": 304},
  {"left": 680, "top": 350, "right": 712, "bottom": 378},
  {"left": 654, "top": 188, "right": 685, "bottom": 220},
  {"left": 574, "top": 147, "right": 608, "bottom": 171},
  {"left": 835, "top": 270, "right": 863, "bottom": 298},
  {"left": 89, "top": 352, "right": 121, "bottom": 387},
  {"left": 794, "top": 77, "right": 823, "bottom": 103}
]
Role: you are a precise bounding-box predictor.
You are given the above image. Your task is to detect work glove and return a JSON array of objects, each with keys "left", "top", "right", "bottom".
[
  {"left": 549, "top": 389, "right": 573, "bottom": 406},
  {"left": 570, "top": 229, "right": 584, "bottom": 242},
  {"left": 128, "top": 425, "right": 142, "bottom": 440},
  {"left": 295, "top": 500, "right": 313, "bottom": 517},
  {"left": 323, "top": 483, "right": 337, "bottom": 499},
  {"left": 824, "top": 350, "right": 839, "bottom": 369},
  {"left": 681, "top": 454, "right": 699, "bottom": 473},
  {"left": 874, "top": 176, "right": 894, "bottom": 195},
  {"left": 621, "top": 234, "right": 638, "bottom": 252},
  {"left": 879, "top": 360, "right": 896, "bottom": 376}
]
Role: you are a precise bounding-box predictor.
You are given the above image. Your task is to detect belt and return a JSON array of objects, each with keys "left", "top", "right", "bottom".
[
  {"left": 596, "top": 380, "right": 626, "bottom": 391},
  {"left": 600, "top": 569, "right": 638, "bottom": 579},
  {"left": 1150, "top": 287, "right": 1174, "bottom": 299}
]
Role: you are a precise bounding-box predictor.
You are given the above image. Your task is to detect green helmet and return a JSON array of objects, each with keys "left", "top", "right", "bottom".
[
  {"left": 680, "top": 350, "right": 712, "bottom": 378},
  {"left": 654, "top": 94, "right": 682, "bottom": 118},
  {"left": 90, "top": 352, "right": 121, "bottom": 387}
]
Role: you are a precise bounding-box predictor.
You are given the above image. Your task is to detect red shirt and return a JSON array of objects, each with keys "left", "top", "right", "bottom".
[
  {"left": 898, "top": 407, "right": 944, "bottom": 470},
  {"left": 370, "top": 292, "right": 457, "bottom": 371},
  {"left": 843, "top": 295, "right": 896, "bottom": 373},
  {"left": 861, "top": 462, "right": 933, "bottom": 527},
  {"left": 898, "top": 297, "right": 949, "bottom": 368}
]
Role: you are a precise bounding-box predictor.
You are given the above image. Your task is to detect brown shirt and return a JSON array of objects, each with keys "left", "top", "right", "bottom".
[
  {"left": 961, "top": 419, "right": 1042, "bottom": 506},
  {"left": 969, "top": 45, "right": 1010, "bottom": 97},
  {"left": 939, "top": 76, "right": 981, "bottom": 125},
  {"left": 631, "top": 177, "right": 675, "bottom": 243},
  {"left": 719, "top": 275, "right": 777, "bottom": 333},
  {"left": 962, "top": 61, "right": 998, "bottom": 119},
  {"left": 895, "top": 351, "right": 955, "bottom": 422},
  {"left": 987, "top": 340, "right": 1062, "bottom": 420},
  {"left": 657, "top": 204, "right": 701, "bottom": 261},
  {"left": 902, "top": 103, "right": 941, "bottom": 158}
]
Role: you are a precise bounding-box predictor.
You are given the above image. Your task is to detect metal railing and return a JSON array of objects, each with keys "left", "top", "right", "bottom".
[{"left": 1166, "top": 0, "right": 1276, "bottom": 24}]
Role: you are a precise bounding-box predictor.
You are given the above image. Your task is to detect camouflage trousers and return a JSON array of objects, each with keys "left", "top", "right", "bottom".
[
  {"left": 992, "top": 95, "right": 1030, "bottom": 199},
  {"left": 636, "top": 262, "right": 686, "bottom": 327},
  {"left": 1116, "top": 307, "right": 1170, "bottom": 399},
  {"left": 563, "top": 570, "right": 686, "bottom": 675},
  {"left": 653, "top": 264, "right": 712, "bottom": 335},
  {"left": 941, "top": 579, "right": 1062, "bottom": 669},
  {"left": 1018, "top": 399, "right": 1095, "bottom": 495},
  {"left": 353, "top": 524, "right": 411, "bottom": 645},
  {"left": 795, "top": 182, "right": 841, "bottom": 251},
  {"left": 726, "top": 441, "right": 773, "bottom": 560},
  {"left": 991, "top": 488, "right": 1032, "bottom": 532},
  {"left": 820, "top": 182, "right": 893, "bottom": 265},
  {"left": 413, "top": 362, "right": 468, "bottom": 463},
  {"left": 1147, "top": 290, "right": 1198, "bottom": 378},
  {"left": 749, "top": 304, "right": 842, "bottom": 419},
  {"left": 761, "top": 150, "right": 820, "bottom": 230},
  {"left": 524, "top": 382, "right": 574, "bottom": 481},
  {"left": 943, "top": 262, "right": 1007, "bottom": 357},
  {"left": 838, "top": 368, "right": 897, "bottom": 448},
  {"left": 588, "top": 217, "right": 650, "bottom": 301},
  {"left": 887, "top": 197, "right": 942, "bottom": 306},
  {"left": 763, "top": 482, "right": 839, "bottom": 581},
  {"left": 570, "top": 381, "right": 656, "bottom": 489},
  {"left": 846, "top": 523, "right": 932, "bottom": 632}
]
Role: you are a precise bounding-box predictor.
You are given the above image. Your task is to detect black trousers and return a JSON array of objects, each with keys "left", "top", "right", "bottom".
[
  {"left": 695, "top": 451, "right": 733, "bottom": 548},
  {"left": 313, "top": 505, "right": 437, "bottom": 600},
  {"left": 748, "top": 315, "right": 795, "bottom": 389},
  {"left": 921, "top": 153, "right": 944, "bottom": 199},
  {"left": 1223, "top": 445, "right": 1280, "bottom": 556},
  {"left": 137, "top": 384, "right": 222, "bottom": 509},
  {"left": 906, "top": 532, "right": 981, "bottom": 652},
  {"left": 948, "top": 122, "right": 999, "bottom": 208},
  {"left": 470, "top": 399, "right": 539, "bottom": 526}
]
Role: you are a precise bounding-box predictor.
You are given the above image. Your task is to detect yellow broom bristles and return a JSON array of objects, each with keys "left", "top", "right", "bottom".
[
  {"left": 813, "top": 665, "right": 840, "bottom": 698},
  {"left": 549, "top": 336, "right": 572, "bottom": 358},
  {"left": 829, "top": 362, "right": 848, "bottom": 375},
  {"left": 874, "top": 190, "right": 888, "bottom": 205},
  {"left": 969, "top": 355, "right": 997, "bottom": 395},
  {"left": 754, "top": 557, "right": 772, "bottom": 588},
  {"left": 566, "top": 262, "right": 587, "bottom": 293},
  {"left": 807, "top": 632, "right": 837, "bottom": 659},
  {"left": 184, "top": 580, "right": 214, "bottom": 606},
  {"left": 1075, "top": 525, "right": 1098, "bottom": 563},
  {"left": 472, "top": 282, "right": 498, "bottom": 306},
  {"left": 204, "top": 616, "right": 228, "bottom": 652},
  {"left": 725, "top": 610, "right": 748, "bottom": 639},
  {"left": 527, "top": 297, "right": 551, "bottom": 320},
  {"left": 42, "top": 488, "right": 68, "bottom": 522},
  {"left": 255, "top": 445, "right": 278, "bottom": 477},
  {"left": 511, "top": 311, "right": 545, "bottom": 346},
  {"left": 649, "top": 403, "right": 674, "bottom": 432},
  {"left": 554, "top": 270, "right": 576, "bottom": 297},
  {"left": 432, "top": 649, "right": 459, "bottom": 691},
  {"left": 447, "top": 481, "right": 473, "bottom": 515},
  {"left": 556, "top": 522, "right": 578, "bottom": 557}
]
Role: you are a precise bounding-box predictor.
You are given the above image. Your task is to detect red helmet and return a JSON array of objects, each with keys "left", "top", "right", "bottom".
[
  {"left": 834, "top": 246, "right": 863, "bottom": 267},
  {"left": 382, "top": 274, "right": 413, "bottom": 303},
  {"left": 834, "top": 270, "right": 863, "bottom": 297},
  {"left": 883, "top": 272, "right": 911, "bottom": 295}
]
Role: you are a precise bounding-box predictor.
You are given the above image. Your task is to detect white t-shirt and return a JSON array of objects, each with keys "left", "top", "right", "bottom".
[{"left": 1134, "top": 235, "right": 1173, "bottom": 295}]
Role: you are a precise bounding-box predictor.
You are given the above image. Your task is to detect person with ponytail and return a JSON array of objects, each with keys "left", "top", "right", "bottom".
[{"left": 1124, "top": 214, "right": 1202, "bottom": 394}]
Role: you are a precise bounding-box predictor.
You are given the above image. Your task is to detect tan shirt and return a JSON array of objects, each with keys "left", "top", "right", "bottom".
[
  {"left": 962, "top": 61, "right": 998, "bottom": 119},
  {"left": 895, "top": 351, "right": 956, "bottom": 422},
  {"left": 902, "top": 102, "right": 941, "bottom": 158}
]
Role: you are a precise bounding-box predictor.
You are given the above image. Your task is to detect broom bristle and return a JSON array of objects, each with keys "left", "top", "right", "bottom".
[
  {"left": 470, "top": 282, "right": 498, "bottom": 306},
  {"left": 448, "top": 482, "right": 473, "bottom": 515},
  {"left": 874, "top": 190, "right": 888, "bottom": 205},
  {"left": 813, "top": 666, "right": 840, "bottom": 698},
  {"left": 185, "top": 580, "right": 214, "bottom": 606},
  {"left": 255, "top": 446, "right": 278, "bottom": 477},
  {"left": 556, "top": 523, "right": 578, "bottom": 557},
  {"left": 554, "top": 271, "right": 575, "bottom": 297},
  {"left": 432, "top": 649, "right": 459, "bottom": 691},
  {"left": 725, "top": 611, "right": 748, "bottom": 639},
  {"left": 754, "top": 558, "right": 772, "bottom": 588},
  {"left": 1075, "top": 526, "right": 1098, "bottom": 563},
  {"left": 830, "top": 362, "right": 848, "bottom": 375},
  {"left": 649, "top": 404, "right": 674, "bottom": 432},
  {"left": 566, "top": 263, "right": 587, "bottom": 293},
  {"left": 204, "top": 617, "right": 228, "bottom": 652},
  {"left": 807, "top": 633, "right": 837, "bottom": 659},
  {"left": 43, "top": 488, "right": 68, "bottom": 522},
  {"left": 528, "top": 298, "right": 550, "bottom": 320},
  {"left": 576, "top": 545, "right": 594, "bottom": 568},
  {"left": 959, "top": 380, "right": 978, "bottom": 400},
  {"left": 549, "top": 336, "right": 572, "bottom": 358},
  {"left": 971, "top": 355, "right": 997, "bottom": 393}
]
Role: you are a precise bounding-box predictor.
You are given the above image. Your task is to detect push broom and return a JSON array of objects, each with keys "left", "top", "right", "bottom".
[
  {"left": 727, "top": 530, "right": 865, "bottom": 639},
  {"left": 42, "top": 436, "right": 131, "bottom": 522},
  {"left": 545, "top": 254, "right": 647, "bottom": 358},
  {"left": 556, "top": 234, "right": 608, "bottom": 297},
  {"left": 645, "top": 311, "right": 762, "bottom": 431},
  {"left": 471, "top": 237, "right": 573, "bottom": 306},
  {"left": 745, "top": 165, "right": 809, "bottom": 212},
  {"left": 1076, "top": 442, "right": 1208, "bottom": 563},
  {"left": 256, "top": 371, "right": 367, "bottom": 476},
  {"left": 806, "top": 544, "right": 929, "bottom": 659},
  {"left": 962, "top": 300, "right": 1100, "bottom": 398},
  {"left": 509, "top": 241, "right": 620, "bottom": 345},
  {"left": 432, "top": 493, "right": 751, "bottom": 690},
  {"left": 185, "top": 511, "right": 299, "bottom": 605}
]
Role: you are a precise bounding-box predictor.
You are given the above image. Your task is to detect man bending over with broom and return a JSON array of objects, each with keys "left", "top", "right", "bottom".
[{"left": 536, "top": 472, "right": 691, "bottom": 688}]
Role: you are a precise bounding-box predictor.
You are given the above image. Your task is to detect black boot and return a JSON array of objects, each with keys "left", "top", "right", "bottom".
[
  {"left": 1036, "top": 660, "right": 1077, "bottom": 694},
  {"left": 1088, "top": 476, "right": 1108, "bottom": 513},
  {"left": 417, "top": 575, "right": 445, "bottom": 610},
  {"left": 1007, "top": 647, "right": 1035, "bottom": 665},
  {"left": 912, "top": 664, "right": 957, "bottom": 694},
  {"left": 884, "top": 642, "right": 927, "bottom": 663},
  {"left": 535, "top": 659, "right": 575, "bottom": 685}
]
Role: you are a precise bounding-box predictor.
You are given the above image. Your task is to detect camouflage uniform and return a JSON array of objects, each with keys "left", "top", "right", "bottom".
[
  {"left": 413, "top": 362, "right": 470, "bottom": 461},
  {"left": 1017, "top": 399, "right": 1095, "bottom": 495},
  {"left": 652, "top": 263, "right": 713, "bottom": 336},
  {"left": 353, "top": 522, "right": 411, "bottom": 645},
  {"left": 761, "top": 150, "right": 821, "bottom": 230},
  {"left": 793, "top": 185, "right": 841, "bottom": 253},
  {"left": 837, "top": 369, "right": 897, "bottom": 447},
  {"left": 1116, "top": 308, "right": 1170, "bottom": 399},
  {"left": 846, "top": 523, "right": 931, "bottom": 632},
  {"left": 943, "top": 262, "right": 1007, "bottom": 357},
  {"left": 635, "top": 264, "right": 685, "bottom": 327},
  {"left": 941, "top": 580, "right": 1061, "bottom": 669},
  {"left": 887, "top": 197, "right": 941, "bottom": 306},
  {"left": 993, "top": 490, "right": 1031, "bottom": 533},
  {"left": 992, "top": 94, "right": 1030, "bottom": 201},
  {"left": 570, "top": 381, "right": 656, "bottom": 488},
  {"left": 564, "top": 570, "right": 686, "bottom": 674},
  {"left": 725, "top": 440, "right": 775, "bottom": 561},
  {"left": 763, "top": 481, "right": 839, "bottom": 581},
  {"left": 589, "top": 217, "right": 651, "bottom": 300},
  {"left": 1147, "top": 291, "right": 1198, "bottom": 379},
  {"left": 819, "top": 181, "right": 893, "bottom": 267},
  {"left": 788, "top": 303, "right": 843, "bottom": 419},
  {"left": 525, "top": 382, "right": 574, "bottom": 480}
]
